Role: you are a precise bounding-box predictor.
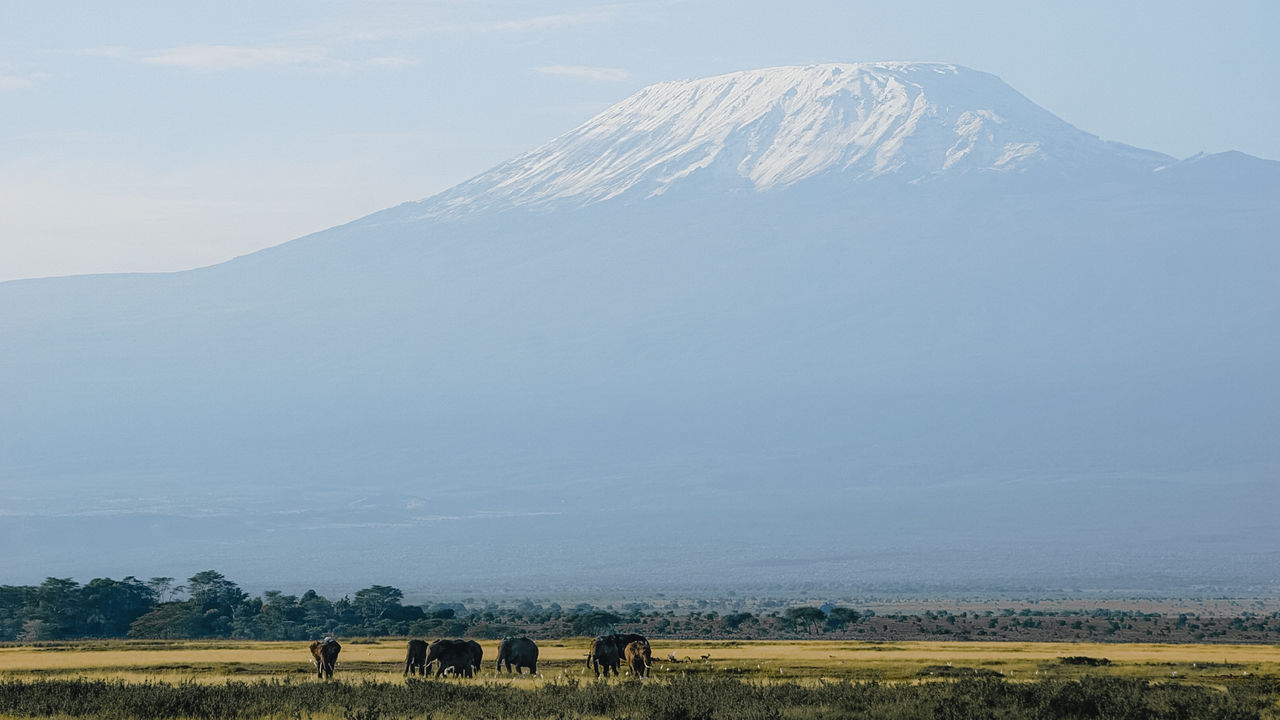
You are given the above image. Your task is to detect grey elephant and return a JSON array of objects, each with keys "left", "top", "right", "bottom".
[
  {"left": 404, "top": 639, "right": 428, "bottom": 676},
  {"left": 309, "top": 637, "right": 341, "bottom": 679},
  {"left": 427, "top": 638, "right": 482, "bottom": 677},
  {"left": 496, "top": 636, "right": 539, "bottom": 674},
  {"left": 624, "top": 639, "right": 651, "bottom": 678}
]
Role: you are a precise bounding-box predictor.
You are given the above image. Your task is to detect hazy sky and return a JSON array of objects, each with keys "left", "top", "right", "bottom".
[{"left": 3, "top": 0, "right": 1277, "bottom": 282}]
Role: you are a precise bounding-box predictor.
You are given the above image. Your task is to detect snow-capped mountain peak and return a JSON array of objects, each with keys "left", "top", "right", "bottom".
[{"left": 408, "top": 62, "right": 1170, "bottom": 218}]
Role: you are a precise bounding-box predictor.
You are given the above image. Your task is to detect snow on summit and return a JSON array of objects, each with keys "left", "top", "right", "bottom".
[{"left": 412, "top": 63, "right": 1170, "bottom": 218}]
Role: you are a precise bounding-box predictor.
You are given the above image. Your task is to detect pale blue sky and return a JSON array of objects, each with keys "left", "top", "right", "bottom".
[{"left": 3, "top": 0, "right": 1277, "bottom": 281}]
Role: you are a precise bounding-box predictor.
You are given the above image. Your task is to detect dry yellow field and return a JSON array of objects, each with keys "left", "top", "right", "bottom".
[{"left": 2, "top": 638, "right": 1277, "bottom": 686}]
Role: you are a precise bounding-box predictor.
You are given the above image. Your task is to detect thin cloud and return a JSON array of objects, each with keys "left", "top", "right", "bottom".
[
  {"left": 360, "top": 55, "right": 420, "bottom": 69},
  {"left": 537, "top": 65, "right": 630, "bottom": 82},
  {"left": 74, "top": 46, "right": 130, "bottom": 59},
  {"left": 475, "top": 7, "right": 623, "bottom": 33},
  {"left": 0, "top": 74, "right": 33, "bottom": 91},
  {"left": 143, "top": 44, "right": 327, "bottom": 70},
  {"left": 80, "top": 44, "right": 417, "bottom": 74},
  {"left": 305, "top": 4, "right": 629, "bottom": 43},
  {"left": 0, "top": 63, "right": 35, "bottom": 91}
]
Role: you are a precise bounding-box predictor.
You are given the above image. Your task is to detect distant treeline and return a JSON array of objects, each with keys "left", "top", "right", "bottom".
[
  {"left": 0, "top": 572, "right": 859, "bottom": 642},
  {"left": 2, "top": 571, "right": 744, "bottom": 641},
  {"left": 4, "top": 572, "right": 1280, "bottom": 643},
  {"left": 3, "top": 572, "right": 579, "bottom": 641}
]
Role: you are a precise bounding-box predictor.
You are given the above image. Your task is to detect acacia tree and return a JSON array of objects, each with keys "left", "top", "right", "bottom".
[
  {"left": 31, "top": 578, "right": 82, "bottom": 639},
  {"left": 0, "top": 586, "right": 32, "bottom": 641},
  {"left": 825, "top": 607, "right": 861, "bottom": 632},
  {"left": 128, "top": 602, "right": 201, "bottom": 638},
  {"left": 352, "top": 585, "right": 405, "bottom": 622},
  {"left": 784, "top": 607, "right": 826, "bottom": 634},
  {"left": 185, "top": 571, "right": 248, "bottom": 637},
  {"left": 571, "top": 610, "right": 622, "bottom": 636},
  {"left": 79, "top": 577, "right": 154, "bottom": 637},
  {"left": 146, "top": 577, "right": 183, "bottom": 603}
]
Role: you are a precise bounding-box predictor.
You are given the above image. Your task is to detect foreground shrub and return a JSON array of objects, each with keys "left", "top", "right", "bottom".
[{"left": 0, "top": 675, "right": 1271, "bottom": 720}]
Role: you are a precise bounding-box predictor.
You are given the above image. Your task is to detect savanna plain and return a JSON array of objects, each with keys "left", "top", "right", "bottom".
[{"left": 3, "top": 637, "right": 1279, "bottom": 719}]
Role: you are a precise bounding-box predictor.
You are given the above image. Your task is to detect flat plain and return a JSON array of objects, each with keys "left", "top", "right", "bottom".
[
  {"left": 3, "top": 638, "right": 1278, "bottom": 685},
  {"left": 4, "top": 639, "right": 1279, "bottom": 720}
]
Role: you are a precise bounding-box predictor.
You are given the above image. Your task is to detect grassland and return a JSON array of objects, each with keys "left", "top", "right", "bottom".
[
  {"left": 4, "top": 638, "right": 1279, "bottom": 684},
  {"left": 2, "top": 638, "right": 1278, "bottom": 718}
]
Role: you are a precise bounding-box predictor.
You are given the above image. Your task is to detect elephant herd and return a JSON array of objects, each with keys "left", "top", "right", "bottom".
[
  {"left": 587, "top": 633, "right": 651, "bottom": 678},
  {"left": 402, "top": 636, "right": 541, "bottom": 677},
  {"left": 309, "top": 633, "right": 653, "bottom": 679},
  {"left": 403, "top": 638, "right": 488, "bottom": 677}
]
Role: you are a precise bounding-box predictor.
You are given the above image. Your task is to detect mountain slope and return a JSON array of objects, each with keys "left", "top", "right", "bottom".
[
  {"left": 1, "top": 64, "right": 1277, "bottom": 593},
  {"left": 398, "top": 63, "right": 1170, "bottom": 219}
]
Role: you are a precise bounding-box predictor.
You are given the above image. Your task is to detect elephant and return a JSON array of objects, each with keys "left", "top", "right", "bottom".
[
  {"left": 309, "top": 637, "right": 341, "bottom": 678},
  {"left": 587, "top": 635, "right": 620, "bottom": 677},
  {"left": 624, "top": 639, "right": 651, "bottom": 678},
  {"left": 465, "top": 639, "right": 484, "bottom": 675},
  {"left": 404, "top": 639, "right": 429, "bottom": 676},
  {"left": 587, "top": 633, "right": 649, "bottom": 677},
  {"left": 609, "top": 633, "right": 648, "bottom": 652},
  {"left": 496, "top": 636, "right": 539, "bottom": 674},
  {"left": 427, "top": 638, "right": 481, "bottom": 678}
]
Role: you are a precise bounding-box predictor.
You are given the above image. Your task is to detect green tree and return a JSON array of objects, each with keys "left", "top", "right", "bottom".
[
  {"left": 128, "top": 602, "right": 202, "bottom": 638},
  {"left": 183, "top": 571, "right": 248, "bottom": 638},
  {"left": 570, "top": 610, "right": 622, "bottom": 636},
  {"left": 146, "top": 577, "right": 183, "bottom": 603},
  {"left": 784, "top": 607, "right": 826, "bottom": 634},
  {"left": 299, "top": 590, "right": 335, "bottom": 635},
  {"left": 79, "top": 577, "right": 155, "bottom": 637},
  {"left": 352, "top": 585, "right": 404, "bottom": 621},
  {"left": 0, "top": 585, "right": 34, "bottom": 641},
  {"left": 186, "top": 571, "right": 247, "bottom": 614},
  {"left": 825, "top": 607, "right": 861, "bottom": 632},
  {"left": 32, "top": 578, "right": 82, "bottom": 639}
]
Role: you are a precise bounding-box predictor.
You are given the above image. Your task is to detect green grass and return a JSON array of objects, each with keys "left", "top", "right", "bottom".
[{"left": 0, "top": 675, "right": 1275, "bottom": 720}]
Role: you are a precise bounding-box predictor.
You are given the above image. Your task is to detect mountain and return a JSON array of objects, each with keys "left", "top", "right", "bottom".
[
  {"left": 406, "top": 63, "right": 1169, "bottom": 217},
  {"left": 2, "top": 63, "right": 1278, "bottom": 594}
]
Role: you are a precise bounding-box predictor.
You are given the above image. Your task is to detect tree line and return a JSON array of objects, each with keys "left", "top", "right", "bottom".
[
  {"left": 0, "top": 572, "right": 872, "bottom": 642},
  {"left": 7, "top": 572, "right": 1278, "bottom": 644},
  {"left": 2, "top": 572, "right": 504, "bottom": 641}
]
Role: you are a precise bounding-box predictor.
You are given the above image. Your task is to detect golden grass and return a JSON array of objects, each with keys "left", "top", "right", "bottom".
[{"left": 2, "top": 638, "right": 1277, "bottom": 686}]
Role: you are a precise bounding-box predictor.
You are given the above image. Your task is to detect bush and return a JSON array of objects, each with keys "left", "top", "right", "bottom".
[
  {"left": 0, "top": 675, "right": 1270, "bottom": 720},
  {"left": 1059, "top": 656, "right": 1112, "bottom": 666}
]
